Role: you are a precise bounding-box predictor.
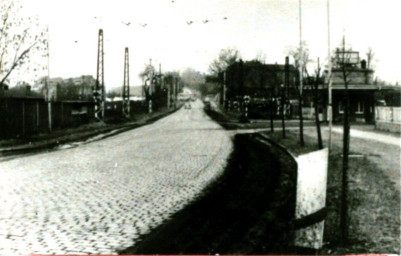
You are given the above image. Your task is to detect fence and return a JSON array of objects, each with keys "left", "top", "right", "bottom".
[
  {"left": 0, "top": 97, "right": 95, "bottom": 139},
  {"left": 376, "top": 107, "right": 401, "bottom": 123},
  {"left": 105, "top": 100, "right": 148, "bottom": 121},
  {"left": 375, "top": 106, "right": 401, "bottom": 133}
]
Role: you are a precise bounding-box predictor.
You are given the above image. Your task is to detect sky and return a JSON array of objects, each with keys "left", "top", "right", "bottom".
[{"left": 9, "top": 0, "right": 401, "bottom": 89}]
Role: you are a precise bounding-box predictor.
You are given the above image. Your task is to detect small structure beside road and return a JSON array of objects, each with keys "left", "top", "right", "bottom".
[{"left": 318, "top": 51, "right": 379, "bottom": 124}]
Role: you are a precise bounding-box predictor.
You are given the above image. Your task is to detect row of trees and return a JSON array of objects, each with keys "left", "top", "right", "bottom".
[{"left": 137, "top": 61, "right": 183, "bottom": 112}]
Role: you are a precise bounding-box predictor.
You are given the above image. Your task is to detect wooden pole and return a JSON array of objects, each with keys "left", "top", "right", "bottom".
[{"left": 327, "top": 0, "right": 333, "bottom": 151}]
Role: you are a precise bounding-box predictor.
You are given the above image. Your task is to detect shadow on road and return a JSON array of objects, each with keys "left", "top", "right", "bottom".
[{"left": 119, "top": 133, "right": 297, "bottom": 254}]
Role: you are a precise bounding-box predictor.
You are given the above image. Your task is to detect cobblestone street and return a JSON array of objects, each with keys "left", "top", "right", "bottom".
[{"left": 0, "top": 100, "right": 233, "bottom": 255}]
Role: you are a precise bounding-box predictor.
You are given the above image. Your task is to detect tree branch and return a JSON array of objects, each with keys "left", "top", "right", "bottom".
[{"left": 0, "top": 41, "right": 37, "bottom": 86}]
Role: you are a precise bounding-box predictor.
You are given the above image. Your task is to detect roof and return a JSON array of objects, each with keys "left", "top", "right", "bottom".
[
  {"left": 228, "top": 61, "right": 298, "bottom": 72},
  {"left": 311, "top": 84, "right": 380, "bottom": 90},
  {"left": 0, "top": 93, "right": 45, "bottom": 100}
]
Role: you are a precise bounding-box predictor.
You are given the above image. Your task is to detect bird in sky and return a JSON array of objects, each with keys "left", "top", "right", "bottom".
[
  {"left": 121, "top": 21, "right": 131, "bottom": 26},
  {"left": 186, "top": 21, "right": 194, "bottom": 25},
  {"left": 223, "top": 17, "right": 228, "bottom": 20},
  {"left": 202, "top": 20, "right": 210, "bottom": 24},
  {"left": 139, "top": 23, "right": 147, "bottom": 27}
]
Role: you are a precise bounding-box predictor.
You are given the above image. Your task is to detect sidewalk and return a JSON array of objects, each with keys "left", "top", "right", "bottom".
[
  {"left": 331, "top": 126, "right": 400, "bottom": 147},
  {"left": 303, "top": 125, "right": 400, "bottom": 189}
]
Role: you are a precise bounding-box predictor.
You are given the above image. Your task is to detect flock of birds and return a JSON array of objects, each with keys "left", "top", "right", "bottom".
[
  {"left": 82, "top": 2, "right": 229, "bottom": 44},
  {"left": 94, "top": 0, "right": 229, "bottom": 29},
  {"left": 118, "top": 16, "right": 228, "bottom": 28},
  {"left": 71, "top": 1, "right": 228, "bottom": 45}
]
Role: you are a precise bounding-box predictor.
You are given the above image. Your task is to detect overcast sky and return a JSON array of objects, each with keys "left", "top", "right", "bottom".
[{"left": 15, "top": 0, "right": 401, "bottom": 88}]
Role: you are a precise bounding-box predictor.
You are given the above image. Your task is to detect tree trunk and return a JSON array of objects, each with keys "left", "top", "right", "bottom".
[
  {"left": 281, "top": 97, "right": 286, "bottom": 139},
  {"left": 270, "top": 100, "right": 274, "bottom": 133},
  {"left": 341, "top": 92, "right": 350, "bottom": 244},
  {"left": 298, "top": 94, "right": 304, "bottom": 146},
  {"left": 314, "top": 87, "right": 323, "bottom": 149}
]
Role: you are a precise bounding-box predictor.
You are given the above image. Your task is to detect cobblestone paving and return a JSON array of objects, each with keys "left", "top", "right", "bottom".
[{"left": 0, "top": 100, "right": 233, "bottom": 255}]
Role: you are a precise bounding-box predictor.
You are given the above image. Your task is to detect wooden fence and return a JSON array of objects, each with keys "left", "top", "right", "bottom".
[
  {"left": 376, "top": 106, "right": 401, "bottom": 123},
  {"left": 375, "top": 106, "right": 401, "bottom": 132},
  {"left": 0, "top": 97, "right": 94, "bottom": 139}
]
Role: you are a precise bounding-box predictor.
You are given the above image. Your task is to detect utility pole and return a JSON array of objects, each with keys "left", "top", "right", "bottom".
[
  {"left": 94, "top": 29, "right": 105, "bottom": 121},
  {"left": 46, "top": 25, "right": 52, "bottom": 131},
  {"left": 158, "top": 63, "right": 169, "bottom": 109},
  {"left": 122, "top": 47, "right": 130, "bottom": 118},
  {"left": 298, "top": 0, "right": 305, "bottom": 146},
  {"left": 282, "top": 56, "right": 290, "bottom": 138},
  {"left": 299, "top": 0, "right": 303, "bottom": 92},
  {"left": 167, "top": 75, "right": 170, "bottom": 109},
  {"left": 327, "top": 0, "right": 333, "bottom": 151},
  {"left": 148, "top": 58, "right": 153, "bottom": 114},
  {"left": 173, "top": 75, "right": 177, "bottom": 109}
]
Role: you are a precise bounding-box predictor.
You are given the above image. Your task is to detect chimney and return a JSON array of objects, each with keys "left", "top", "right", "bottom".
[{"left": 361, "top": 59, "right": 367, "bottom": 69}]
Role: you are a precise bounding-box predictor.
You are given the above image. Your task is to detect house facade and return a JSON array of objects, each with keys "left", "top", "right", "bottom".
[
  {"left": 225, "top": 60, "right": 298, "bottom": 101},
  {"left": 317, "top": 50, "right": 379, "bottom": 123}
]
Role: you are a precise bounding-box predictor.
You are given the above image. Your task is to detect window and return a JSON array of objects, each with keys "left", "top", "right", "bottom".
[
  {"left": 356, "top": 101, "right": 364, "bottom": 114},
  {"left": 338, "top": 101, "right": 344, "bottom": 114}
]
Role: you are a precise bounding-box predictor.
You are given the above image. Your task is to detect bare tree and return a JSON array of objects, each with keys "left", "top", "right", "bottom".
[
  {"left": 306, "top": 58, "right": 324, "bottom": 149},
  {"left": 180, "top": 68, "right": 205, "bottom": 89},
  {"left": 366, "top": 47, "right": 375, "bottom": 70},
  {"left": 209, "top": 47, "right": 240, "bottom": 76},
  {"left": 336, "top": 36, "right": 352, "bottom": 244},
  {"left": 139, "top": 62, "right": 156, "bottom": 83},
  {"left": 287, "top": 41, "right": 309, "bottom": 146},
  {"left": 254, "top": 50, "right": 267, "bottom": 64},
  {"left": 0, "top": 0, "right": 47, "bottom": 88}
]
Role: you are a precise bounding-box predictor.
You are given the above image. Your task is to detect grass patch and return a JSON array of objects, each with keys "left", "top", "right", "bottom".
[{"left": 265, "top": 130, "right": 400, "bottom": 254}]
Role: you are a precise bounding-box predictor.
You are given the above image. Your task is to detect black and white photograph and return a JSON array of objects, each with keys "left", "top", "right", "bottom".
[{"left": 0, "top": 0, "right": 400, "bottom": 254}]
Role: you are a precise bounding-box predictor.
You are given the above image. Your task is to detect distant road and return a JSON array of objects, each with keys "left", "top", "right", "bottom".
[{"left": 0, "top": 100, "right": 233, "bottom": 255}]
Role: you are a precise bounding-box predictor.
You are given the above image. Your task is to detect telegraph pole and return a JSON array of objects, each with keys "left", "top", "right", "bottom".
[
  {"left": 148, "top": 58, "right": 153, "bottom": 114},
  {"left": 173, "top": 76, "right": 176, "bottom": 109},
  {"left": 327, "top": 0, "right": 333, "bottom": 150},
  {"left": 298, "top": 0, "right": 305, "bottom": 146},
  {"left": 167, "top": 75, "right": 170, "bottom": 109},
  {"left": 158, "top": 63, "right": 169, "bottom": 109},
  {"left": 283, "top": 56, "right": 290, "bottom": 138},
  {"left": 46, "top": 25, "right": 52, "bottom": 131},
  {"left": 94, "top": 29, "right": 105, "bottom": 120},
  {"left": 122, "top": 47, "right": 130, "bottom": 118}
]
